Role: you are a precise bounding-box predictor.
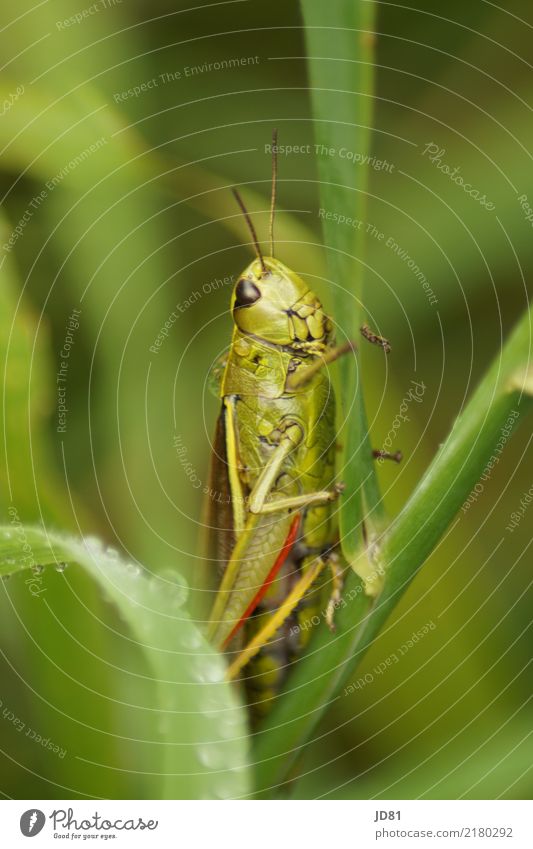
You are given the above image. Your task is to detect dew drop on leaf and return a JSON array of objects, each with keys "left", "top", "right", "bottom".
[
  {"left": 213, "top": 775, "right": 246, "bottom": 799},
  {"left": 197, "top": 743, "right": 226, "bottom": 770},
  {"left": 155, "top": 568, "right": 189, "bottom": 609},
  {"left": 178, "top": 628, "right": 203, "bottom": 650}
]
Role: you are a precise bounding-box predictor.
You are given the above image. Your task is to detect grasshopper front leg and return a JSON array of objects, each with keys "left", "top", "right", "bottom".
[{"left": 285, "top": 341, "right": 355, "bottom": 391}]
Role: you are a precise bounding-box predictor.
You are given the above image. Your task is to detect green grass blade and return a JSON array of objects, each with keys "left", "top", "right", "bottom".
[
  {"left": 0, "top": 527, "right": 250, "bottom": 799},
  {"left": 250, "top": 0, "right": 379, "bottom": 796},
  {"left": 366, "top": 302, "right": 533, "bottom": 637},
  {"left": 302, "top": 0, "right": 382, "bottom": 555},
  {"left": 253, "top": 292, "right": 533, "bottom": 798},
  {"left": 0, "top": 213, "right": 76, "bottom": 525}
]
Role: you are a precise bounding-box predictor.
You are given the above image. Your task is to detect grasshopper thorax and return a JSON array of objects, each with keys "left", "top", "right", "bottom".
[{"left": 231, "top": 257, "right": 333, "bottom": 352}]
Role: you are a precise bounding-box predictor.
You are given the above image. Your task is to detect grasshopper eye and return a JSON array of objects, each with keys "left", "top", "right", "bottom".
[{"left": 234, "top": 278, "right": 261, "bottom": 309}]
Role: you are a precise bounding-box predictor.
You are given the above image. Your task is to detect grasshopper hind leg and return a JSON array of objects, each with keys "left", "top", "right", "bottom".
[
  {"left": 290, "top": 547, "right": 344, "bottom": 646},
  {"left": 241, "top": 547, "right": 344, "bottom": 724},
  {"left": 324, "top": 550, "right": 343, "bottom": 631},
  {"left": 237, "top": 550, "right": 327, "bottom": 723},
  {"left": 240, "top": 560, "right": 296, "bottom": 723}
]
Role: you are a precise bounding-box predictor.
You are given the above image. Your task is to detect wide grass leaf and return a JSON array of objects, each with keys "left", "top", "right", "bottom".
[{"left": 0, "top": 526, "right": 250, "bottom": 799}]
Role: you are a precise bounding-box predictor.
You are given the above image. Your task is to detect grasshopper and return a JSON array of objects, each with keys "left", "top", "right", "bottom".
[{"left": 205, "top": 133, "right": 391, "bottom": 718}]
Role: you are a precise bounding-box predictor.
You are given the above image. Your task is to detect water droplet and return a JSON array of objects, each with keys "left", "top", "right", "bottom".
[
  {"left": 159, "top": 567, "right": 178, "bottom": 580},
  {"left": 99, "top": 587, "right": 115, "bottom": 606},
  {"left": 179, "top": 627, "right": 203, "bottom": 650},
  {"left": 193, "top": 658, "right": 224, "bottom": 684},
  {"left": 83, "top": 535, "right": 103, "bottom": 555},
  {"left": 32, "top": 565, "right": 44, "bottom": 575},
  {"left": 200, "top": 696, "right": 222, "bottom": 715},
  {"left": 212, "top": 776, "right": 244, "bottom": 799},
  {"left": 55, "top": 562, "right": 67, "bottom": 573},
  {"left": 156, "top": 568, "right": 189, "bottom": 609},
  {"left": 105, "top": 546, "right": 119, "bottom": 560},
  {"left": 197, "top": 743, "right": 226, "bottom": 770},
  {"left": 217, "top": 715, "right": 243, "bottom": 740}
]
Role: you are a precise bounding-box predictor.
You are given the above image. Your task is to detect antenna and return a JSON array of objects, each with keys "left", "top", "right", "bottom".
[
  {"left": 269, "top": 128, "right": 278, "bottom": 256},
  {"left": 232, "top": 188, "right": 266, "bottom": 273}
]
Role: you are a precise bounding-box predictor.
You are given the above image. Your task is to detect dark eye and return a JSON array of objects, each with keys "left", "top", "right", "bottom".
[{"left": 234, "top": 278, "right": 261, "bottom": 309}]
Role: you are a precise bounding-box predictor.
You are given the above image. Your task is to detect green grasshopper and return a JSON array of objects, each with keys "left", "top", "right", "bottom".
[{"left": 205, "top": 133, "right": 391, "bottom": 717}]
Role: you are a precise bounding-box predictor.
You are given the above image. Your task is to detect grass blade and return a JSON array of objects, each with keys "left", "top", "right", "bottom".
[
  {"left": 302, "top": 0, "right": 382, "bottom": 556},
  {"left": 0, "top": 527, "right": 250, "bottom": 799},
  {"left": 253, "top": 299, "right": 533, "bottom": 796}
]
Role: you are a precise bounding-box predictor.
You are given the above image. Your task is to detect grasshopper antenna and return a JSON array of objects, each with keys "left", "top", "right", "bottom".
[
  {"left": 232, "top": 188, "right": 266, "bottom": 273},
  {"left": 269, "top": 128, "right": 278, "bottom": 257}
]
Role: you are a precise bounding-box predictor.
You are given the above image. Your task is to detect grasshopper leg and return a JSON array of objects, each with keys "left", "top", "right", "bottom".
[
  {"left": 325, "top": 551, "right": 344, "bottom": 632},
  {"left": 209, "top": 416, "right": 342, "bottom": 646},
  {"left": 247, "top": 421, "right": 303, "bottom": 513},
  {"left": 227, "top": 549, "right": 346, "bottom": 679},
  {"left": 372, "top": 448, "right": 403, "bottom": 463},
  {"left": 226, "top": 554, "right": 326, "bottom": 680},
  {"left": 360, "top": 323, "right": 391, "bottom": 353},
  {"left": 250, "top": 484, "right": 344, "bottom": 516},
  {"left": 286, "top": 341, "right": 356, "bottom": 390},
  {"left": 247, "top": 417, "right": 343, "bottom": 516}
]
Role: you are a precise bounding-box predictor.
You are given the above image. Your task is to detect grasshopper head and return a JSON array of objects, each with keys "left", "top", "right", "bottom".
[{"left": 231, "top": 257, "right": 333, "bottom": 351}]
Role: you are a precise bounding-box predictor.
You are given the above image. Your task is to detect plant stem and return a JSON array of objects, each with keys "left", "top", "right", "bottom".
[
  {"left": 301, "top": 0, "right": 383, "bottom": 559},
  {"left": 253, "top": 302, "right": 533, "bottom": 796}
]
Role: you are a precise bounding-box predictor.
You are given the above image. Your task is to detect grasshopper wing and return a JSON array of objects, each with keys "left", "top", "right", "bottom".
[
  {"left": 208, "top": 507, "right": 299, "bottom": 648},
  {"left": 200, "top": 407, "right": 236, "bottom": 594}
]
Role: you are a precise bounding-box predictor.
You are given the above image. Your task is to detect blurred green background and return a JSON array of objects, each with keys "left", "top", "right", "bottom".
[{"left": 0, "top": 0, "right": 531, "bottom": 799}]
